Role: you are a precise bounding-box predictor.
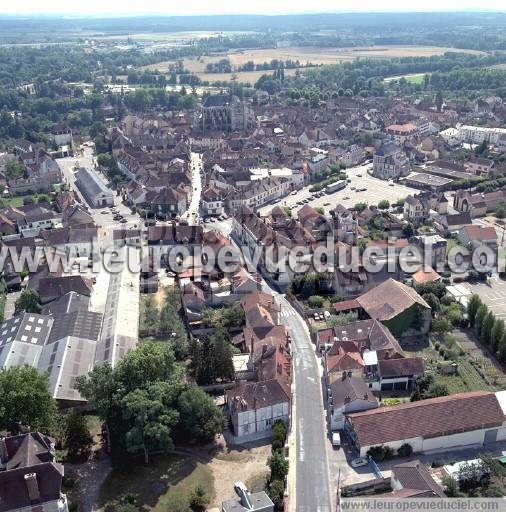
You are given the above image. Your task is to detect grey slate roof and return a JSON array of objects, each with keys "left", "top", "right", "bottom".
[
  {"left": 0, "top": 432, "right": 65, "bottom": 512},
  {"left": 75, "top": 167, "right": 114, "bottom": 202},
  {"left": 0, "top": 313, "right": 53, "bottom": 369}
]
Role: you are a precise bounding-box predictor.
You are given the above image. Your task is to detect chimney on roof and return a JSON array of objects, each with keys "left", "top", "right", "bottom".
[{"left": 24, "top": 473, "right": 40, "bottom": 502}]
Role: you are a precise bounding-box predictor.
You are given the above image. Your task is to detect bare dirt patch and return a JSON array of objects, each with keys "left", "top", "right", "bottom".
[
  {"left": 186, "top": 435, "right": 272, "bottom": 507},
  {"left": 141, "top": 45, "right": 484, "bottom": 84}
]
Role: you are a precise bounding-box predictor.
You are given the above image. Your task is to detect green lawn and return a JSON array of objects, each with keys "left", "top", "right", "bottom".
[
  {"left": 99, "top": 454, "right": 215, "bottom": 512},
  {"left": 0, "top": 196, "right": 25, "bottom": 207},
  {"left": 384, "top": 73, "right": 426, "bottom": 84}
]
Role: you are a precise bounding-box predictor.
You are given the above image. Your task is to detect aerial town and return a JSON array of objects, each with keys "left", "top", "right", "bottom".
[{"left": 0, "top": 7, "right": 506, "bottom": 512}]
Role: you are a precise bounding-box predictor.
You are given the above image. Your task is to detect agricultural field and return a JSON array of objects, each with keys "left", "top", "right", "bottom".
[
  {"left": 141, "top": 45, "right": 484, "bottom": 83},
  {"left": 384, "top": 72, "right": 426, "bottom": 84}
]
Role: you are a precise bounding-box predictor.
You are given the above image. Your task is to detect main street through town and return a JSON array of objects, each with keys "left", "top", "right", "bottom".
[
  {"left": 227, "top": 221, "right": 333, "bottom": 512},
  {"left": 276, "top": 293, "right": 333, "bottom": 512},
  {"left": 181, "top": 151, "right": 203, "bottom": 226}
]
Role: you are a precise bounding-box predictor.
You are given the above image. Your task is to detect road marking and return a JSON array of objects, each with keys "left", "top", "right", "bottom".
[{"left": 298, "top": 418, "right": 305, "bottom": 462}]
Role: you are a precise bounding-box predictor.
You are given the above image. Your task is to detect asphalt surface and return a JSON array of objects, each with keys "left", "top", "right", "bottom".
[
  {"left": 259, "top": 162, "right": 418, "bottom": 217},
  {"left": 277, "top": 294, "right": 333, "bottom": 512},
  {"left": 182, "top": 151, "right": 202, "bottom": 226},
  {"left": 234, "top": 237, "right": 333, "bottom": 512}
]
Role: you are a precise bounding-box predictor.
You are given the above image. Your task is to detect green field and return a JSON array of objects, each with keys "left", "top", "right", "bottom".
[
  {"left": 384, "top": 73, "right": 426, "bottom": 84},
  {"left": 99, "top": 454, "right": 215, "bottom": 512}
]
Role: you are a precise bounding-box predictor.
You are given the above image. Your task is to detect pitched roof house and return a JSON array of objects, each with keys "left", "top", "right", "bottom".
[
  {"left": 0, "top": 432, "right": 68, "bottom": 512},
  {"left": 346, "top": 390, "right": 506, "bottom": 457},
  {"left": 357, "top": 279, "right": 431, "bottom": 337}
]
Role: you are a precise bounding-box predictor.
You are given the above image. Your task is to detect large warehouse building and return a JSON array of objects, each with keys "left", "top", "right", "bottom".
[{"left": 345, "top": 391, "right": 506, "bottom": 457}]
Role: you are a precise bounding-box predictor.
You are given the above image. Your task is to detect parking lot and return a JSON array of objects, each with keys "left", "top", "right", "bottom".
[
  {"left": 464, "top": 275, "right": 506, "bottom": 320},
  {"left": 258, "top": 163, "right": 419, "bottom": 216}
]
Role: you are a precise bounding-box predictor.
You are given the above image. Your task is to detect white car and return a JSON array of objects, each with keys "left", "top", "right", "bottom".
[
  {"left": 331, "top": 432, "right": 341, "bottom": 448},
  {"left": 351, "top": 457, "right": 369, "bottom": 468}
]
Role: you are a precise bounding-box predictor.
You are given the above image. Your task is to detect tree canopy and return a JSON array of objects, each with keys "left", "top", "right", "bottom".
[{"left": 0, "top": 366, "right": 57, "bottom": 434}]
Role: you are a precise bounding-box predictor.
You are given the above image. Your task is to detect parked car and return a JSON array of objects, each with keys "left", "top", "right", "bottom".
[
  {"left": 332, "top": 432, "right": 341, "bottom": 448},
  {"left": 120, "top": 218, "right": 128, "bottom": 223},
  {"left": 351, "top": 457, "right": 369, "bottom": 468}
]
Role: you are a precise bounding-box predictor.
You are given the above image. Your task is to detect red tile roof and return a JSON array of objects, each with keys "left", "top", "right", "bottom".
[{"left": 347, "top": 391, "right": 504, "bottom": 447}]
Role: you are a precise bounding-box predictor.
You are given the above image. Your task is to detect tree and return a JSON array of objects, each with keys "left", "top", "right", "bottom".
[
  {"left": 307, "top": 295, "right": 325, "bottom": 308},
  {"left": 89, "top": 121, "right": 106, "bottom": 138},
  {"left": 475, "top": 304, "right": 488, "bottom": 335},
  {"left": 97, "top": 153, "right": 113, "bottom": 168},
  {"left": 481, "top": 311, "right": 495, "bottom": 346},
  {"left": 122, "top": 383, "right": 179, "bottom": 464},
  {"left": 411, "top": 373, "right": 448, "bottom": 401},
  {"left": 378, "top": 200, "right": 390, "bottom": 210},
  {"left": 495, "top": 207, "right": 506, "bottom": 221},
  {"left": 467, "top": 294, "right": 482, "bottom": 327},
  {"left": 267, "top": 479, "right": 285, "bottom": 510},
  {"left": 435, "top": 90, "right": 443, "bottom": 112},
  {"left": 189, "top": 485, "right": 208, "bottom": 512},
  {"left": 353, "top": 202, "right": 367, "bottom": 212},
  {"left": 268, "top": 451, "right": 289, "bottom": 481},
  {"left": 490, "top": 319, "right": 505, "bottom": 353},
  {"left": 397, "top": 443, "right": 413, "bottom": 457},
  {"left": 423, "top": 293, "right": 441, "bottom": 314},
  {"left": 442, "top": 475, "right": 464, "bottom": 497},
  {"left": 63, "top": 410, "right": 93, "bottom": 462},
  {"left": 402, "top": 222, "right": 414, "bottom": 239},
  {"left": 271, "top": 420, "right": 287, "bottom": 453},
  {"left": 498, "top": 331, "right": 506, "bottom": 363},
  {"left": 431, "top": 318, "right": 450, "bottom": 334},
  {"left": 0, "top": 366, "right": 57, "bottom": 434},
  {"left": 177, "top": 386, "right": 224, "bottom": 443},
  {"left": 190, "top": 328, "right": 235, "bottom": 385},
  {"left": 5, "top": 159, "right": 25, "bottom": 179},
  {"left": 76, "top": 343, "right": 184, "bottom": 460},
  {"left": 14, "top": 289, "right": 41, "bottom": 314}
]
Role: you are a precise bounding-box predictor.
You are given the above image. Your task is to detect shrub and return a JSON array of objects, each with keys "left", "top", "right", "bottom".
[
  {"left": 307, "top": 295, "right": 325, "bottom": 308},
  {"left": 397, "top": 443, "right": 413, "bottom": 458},
  {"left": 367, "top": 445, "right": 395, "bottom": 461},
  {"left": 271, "top": 420, "right": 287, "bottom": 453},
  {"left": 267, "top": 479, "right": 285, "bottom": 510}
]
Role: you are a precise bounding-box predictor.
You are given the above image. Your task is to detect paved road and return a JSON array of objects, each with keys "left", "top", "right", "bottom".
[
  {"left": 233, "top": 233, "right": 333, "bottom": 511},
  {"left": 182, "top": 151, "right": 202, "bottom": 226},
  {"left": 277, "top": 295, "right": 333, "bottom": 512}
]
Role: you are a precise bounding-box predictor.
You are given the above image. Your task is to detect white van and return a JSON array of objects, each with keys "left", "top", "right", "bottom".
[{"left": 332, "top": 432, "right": 341, "bottom": 448}]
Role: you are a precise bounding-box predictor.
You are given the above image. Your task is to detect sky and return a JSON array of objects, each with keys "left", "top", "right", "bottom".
[{"left": 0, "top": 0, "right": 504, "bottom": 15}]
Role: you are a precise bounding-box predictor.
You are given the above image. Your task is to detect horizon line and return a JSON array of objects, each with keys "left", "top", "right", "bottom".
[{"left": 0, "top": 9, "right": 505, "bottom": 17}]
